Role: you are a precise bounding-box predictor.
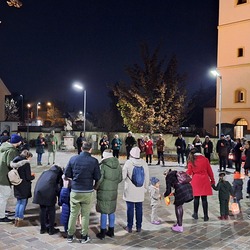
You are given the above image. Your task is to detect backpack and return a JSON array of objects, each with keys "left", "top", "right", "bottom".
[
  {"left": 8, "top": 168, "right": 22, "bottom": 186},
  {"left": 176, "top": 171, "right": 191, "bottom": 184},
  {"left": 128, "top": 166, "right": 145, "bottom": 187}
]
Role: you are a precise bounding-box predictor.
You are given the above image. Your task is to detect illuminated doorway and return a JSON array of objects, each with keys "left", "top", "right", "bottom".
[{"left": 234, "top": 118, "right": 248, "bottom": 138}]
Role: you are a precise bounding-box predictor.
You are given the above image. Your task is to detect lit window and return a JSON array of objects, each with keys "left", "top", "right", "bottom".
[
  {"left": 237, "top": 0, "right": 247, "bottom": 5},
  {"left": 235, "top": 89, "right": 246, "bottom": 103},
  {"left": 238, "top": 48, "right": 244, "bottom": 57}
]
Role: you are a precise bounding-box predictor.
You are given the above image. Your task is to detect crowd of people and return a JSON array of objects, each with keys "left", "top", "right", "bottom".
[{"left": 0, "top": 129, "right": 250, "bottom": 244}]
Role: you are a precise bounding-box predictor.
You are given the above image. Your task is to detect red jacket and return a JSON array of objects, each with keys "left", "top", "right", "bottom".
[
  {"left": 144, "top": 140, "right": 153, "bottom": 155},
  {"left": 186, "top": 154, "right": 215, "bottom": 196}
]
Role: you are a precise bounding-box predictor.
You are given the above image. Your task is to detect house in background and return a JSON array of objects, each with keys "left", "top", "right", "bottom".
[
  {"left": 216, "top": 0, "right": 250, "bottom": 138},
  {"left": 0, "top": 78, "right": 11, "bottom": 121}
]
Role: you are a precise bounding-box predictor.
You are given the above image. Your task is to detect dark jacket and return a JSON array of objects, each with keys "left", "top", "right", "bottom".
[
  {"left": 233, "top": 142, "right": 243, "bottom": 163},
  {"left": 11, "top": 156, "right": 35, "bottom": 199},
  {"left": 35, "top": 137, "right": 45, "bottom": 154},
  {"left": 96, "top": 157, "right": 122, "bottom": 214},
  {"left": 232, "top": 179, "right": 243, "bottom": 201},
  {"left": 59, "top": 187, "right": 70, "bottom": 226},
  {"left": 202, "top": 140, "right": 213, "bottom": 154},
  {"left": 125, "top": 136, "right": 136, "bottom": 148},
  {"left": 164, "top": 170, "right": 193, "bottom": 206},
  {"left": 175, "top": 138, "right": 186, "bottom": 153},
  {"left": 244, "top": 148, "right": 250, "bottom": 170},
  {"left": 99, "top": 138, "right": 109, "bottom": 152},
  {"left": 216, "top": 139, "right": 229, "bottom": 157},
  {"left": 33, "top": 165, "right": 63, "bottom": 206},
  {"left": 111, "top": 138, "right": 122, "bottom": 151},
  {"left": 64, "top": 151, "right": 101, "bottom": 192},
  {"left": 212, "top": 179, "right": 234, "bottom": 201}
]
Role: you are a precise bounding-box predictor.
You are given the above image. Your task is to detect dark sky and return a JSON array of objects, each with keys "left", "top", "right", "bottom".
[{"left": 0, "top": 0, "right": 219, "bottom": 113}]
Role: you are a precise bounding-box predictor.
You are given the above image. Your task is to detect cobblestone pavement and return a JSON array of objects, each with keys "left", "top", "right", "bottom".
[{"left": 1, "top": 149, "right": 250, "bottom": 250}]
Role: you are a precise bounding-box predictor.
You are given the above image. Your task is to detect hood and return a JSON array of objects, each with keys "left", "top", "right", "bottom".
[
  {"left": 10, "top": 156, "right": 30, "bottom": 169},
  {"left": 0, "top": 142, "right": 15, "bottom": 153},
  {"left": 129, "top": 157, "right": 145, "bottom": 166},
  {"left": 101, "top": 157, "right": 119, "bottom": 169},
  {"left": 50, "top": 164, "right": 63, "bottom": 175}
]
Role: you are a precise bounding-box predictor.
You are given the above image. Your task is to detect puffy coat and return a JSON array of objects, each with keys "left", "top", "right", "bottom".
[
  {"left": 96, "top": 157, "right": 122, "bottom": 214},
  {"left": 122, "top": 157, "right": 149, "bottom": 202},
  {"left": 186, "top": 153, "right": 215, "bottom": 196},
  {"left": 59, "top": 187, "right": 70, "bottom": 226},
  {"left": 144, "top": 140, "right": 153, "bottom": 155},
  {"left": 10, "top": 156, "right": 35, "bottom": 199},
  {"left": 33, "top": 165, "right": 63, "bottom": 206},
  {"left": 0, "top": 142, "right": 19, "bottom": 186},
  {"left": 111, "top": 138, "right": 122, "bottom": 151},
  {"left": 35, "top": 137, "right": 45, "bottom": 154},
  {"left": 216, "top": 139, "right": 229, "bottom": 157}
]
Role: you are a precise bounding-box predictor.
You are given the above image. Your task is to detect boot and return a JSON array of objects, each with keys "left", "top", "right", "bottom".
[
  {"left": 96, "top": 228, "right": 106, "bottom": 240},
  {"left": 14, "top": 218, "right": 18, "bottom": 227},
  {"left": 16, "top": 219, "right": 29, "bottom": 227},
  {"left": 106, "top": 227, "right": 114, "bottom": 237},
  {"left": 156, "top": 161, "right": 160, "bottom": 165}
]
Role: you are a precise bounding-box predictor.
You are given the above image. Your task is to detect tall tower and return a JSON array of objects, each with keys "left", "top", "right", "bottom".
[{"left": 217, "top": 0, "right": 250, "bottom": 138}]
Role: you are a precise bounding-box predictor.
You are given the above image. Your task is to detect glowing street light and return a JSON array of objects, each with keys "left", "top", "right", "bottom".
[
  {"left": 73, "top": 82, "right": 86, "bottom": 134},
  {"left": 211, "top": 69, "right": 222, "bottom": 138},
  {"left": 36, "top": 102, "right": 41, "bottom": 119}
]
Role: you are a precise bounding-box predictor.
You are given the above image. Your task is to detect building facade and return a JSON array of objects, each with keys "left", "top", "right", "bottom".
[
  {"left": 217, "top": 0, "right": 250, "bottom": 138},
  {"left": 0, "top": 78, "right": 11, "bottom": 121}
]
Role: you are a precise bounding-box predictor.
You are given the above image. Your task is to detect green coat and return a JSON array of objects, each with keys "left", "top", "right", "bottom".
[
  {"left": 47, "top": 134, "right": 58, "bottom": 152},
  {"left": 96, "top": 157, "right": 122, "bottom": 214},
  {"left": 0, "top": 142, "right": 19, "bottom": 186}
]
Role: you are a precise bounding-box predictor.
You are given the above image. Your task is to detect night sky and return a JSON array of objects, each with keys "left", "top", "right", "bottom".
[{"left": 0, "top": 0, "right": 219, "bottom": 113}]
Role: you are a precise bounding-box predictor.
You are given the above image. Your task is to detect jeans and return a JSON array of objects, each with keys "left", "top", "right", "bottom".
[
  {"left": 100, "top": 213, "right": 115, "bottom": 229},
  {"left": 126, "top": 201, "right": 143, "bottom": 229},
  {"left": 40, "top": 205, "right": 56, "bottom": 230},
  {"left": 177, "top": 152, "right": 185, "bottom": 164},
  {"left": 157, "top": 151, "right": 164, "bottom": 164},
  {"left": 68, "top": 191, "right": 93, "bottom": 236},
  {"left": 37, "top": 153, "right": 43, "bottom": 163},
  {"left": 219, "top": 156, "right": 227, "bottom": 171},
  {"left": 15, "top": 198, "right": 28, "bottom": 219},
  {"left": 0, "top": 185, "right": 12, "bottom": 218}
]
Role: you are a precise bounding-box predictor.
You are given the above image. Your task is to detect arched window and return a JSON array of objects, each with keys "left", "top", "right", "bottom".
[{"left": 235, "top": 89, "right": 246, "bottom": 103}]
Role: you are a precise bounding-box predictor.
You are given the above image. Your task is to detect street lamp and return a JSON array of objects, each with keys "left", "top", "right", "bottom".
[
  {"left": 211, "top": 69, "right": 222, "bottom": 138},
  {"left": 27, "top": 104, "right": 31, "bottom": 141},
  {"left": 20, "top": 95, "right": 23, "bottom": 122},
  {"left": 73, "top": 82, "right": 87, "bottom": 134},
  {"left": 36, "top": 102, "right": 41, "bottom": 119}
]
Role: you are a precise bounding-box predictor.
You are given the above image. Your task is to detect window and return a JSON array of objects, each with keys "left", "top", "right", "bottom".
[
  {"left": 237, "top": 0, "right": 247, "bottom": 5},
  {"left": 235, "top": 89, "right": 246, "bottom": 103},
  {"left": 238, "top": 48, "right": 244, "bottom": 57}
]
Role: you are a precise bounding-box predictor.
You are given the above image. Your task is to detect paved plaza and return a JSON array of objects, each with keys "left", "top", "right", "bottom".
[{"left": 1, "top": 149, "right": 250, "bottom": 250}]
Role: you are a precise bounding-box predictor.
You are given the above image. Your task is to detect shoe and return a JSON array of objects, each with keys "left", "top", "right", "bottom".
[
  {"left": 48, "top": 162, "right": 50, "bottom": 165},
  {"left": 192, "top": 213, "right": 198, "bottom": 220},
  {"left": 218, "top": 216, "right": 225, "bottom": 220},
  {"left": 49, "top": 228, "right": 60, "bottom": 235},
  {"left": 152, "top": 220, "right": 161, "bottom": 225},
  {"left": 5, "top": 211, "right": 15, "bottom": 217},
  {"left": 204, "top": 216, "right": 209, "bottom": 222},
  {"left": 106, "top": 227, "right": 114, "bottom": 238},
  {"left": 124, "top": 226, "right": 132, "bottom": 233},
  {"left": 156, "top": 162, "right": 160, "bottom": 165},
  {"left": 14, "top": 218, "right": 18, "bottom": 227},
  {"left": 80, "top": 235, "right": 90, "bottom": 244},
  {"left": 16, "top": 219, "right": 29, "bottom": 227},
  {"left": 246, "top": 195, "right": 249, "bottom": 198},
  {"left": 136, "top": 228, "right": 141, "bottom": 232},
  {"left": 53, "top": 162, "right": 55, "bottom": 164},
  {"left": 40, "top": 228, "right": 47, "bottom": 234},
  {"left": 67, "top": 234, "right": 74, "bottom": 243},
  {"left": 0, "top": 217, "right": 14, "bottom": 223},
  {"left": 96, "top": 228, "right": 106, "bottom": 240},
  {"left": 224, "top": 215, "right": 229, "bottom": 220},
  {"left": 171, "top": 224, "right": 183, "bottom": 233}
]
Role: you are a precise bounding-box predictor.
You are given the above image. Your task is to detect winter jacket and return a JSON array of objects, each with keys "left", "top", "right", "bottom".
[
  {"left": 193, "top": 139, "right": 202, "bottom": 153},
  {"left": 64, "top": 151, "right": 101, "bottom": 192},
  {"left": 10, "top": 156, "right": 35, "bottom": 199},
  {"left": 164, "top": 170, "right": 193, "bottom": 206},
  {"left": 232, "top": 179, "right": 243, "bottom": 201},
  {"left": 96, "top": 157, "right": 122, "bottom": 214},
  {"left": 144, "top": 140, "right": 153, "bottom": 155},
  {"left": 233, "top": 142, "right": 243, "bottom": 163},
  {"left": 175, "top": 138, "right": 186, "bottom": 153},
  {"left": 202, "top": 140, "right": 213, "bottom": 154},
  {"left": 216, "top": 139, "right": 229, "bottom": 157},
  {"left": 35, "top": 137, "right": 45, "bottom": 154},
  {"left": 59, "top": 187, "right": 70, "bottom": 226},
  {"left": 111, "top": 138, "right": 122, "bottom": 151},
  {"left": 47, "top": 134, "right": 58, "bottom": 152},
  {"left": 122, "top": 157, "right": 149, "bottom": 202},
  {"left": 156, "top": 138, "right": 165, "bottom": 152},
  {"left": 33, "top": 165, "right": 63, "bottom": 206},
  {"left": 244, "top": 149, "right": 250, "bottom": 170},
  {"left": 186, "top": 153, "right": 215, "bottom": 196},
  {"left": 125, "top": 136, "right": 136, "bottom": 148},
  {"left": 99, "top": 138, "right": 109, "bottom": 152},
  {"left": 212, "top": 179, "right": 234, "bottom": 201},
  {"left": 149, "top": 185, "right": 160, "bottom": 206},
  {"left": 0, "top": 142, "right": 19, "bottom": 186}
]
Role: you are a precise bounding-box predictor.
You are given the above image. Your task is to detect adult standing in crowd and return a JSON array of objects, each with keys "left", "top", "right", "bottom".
[
  {"left": 144, "top": 136, "right": 153, "bottom": 165},
  {"left": 33, "top": 165, "right": 63, "bottom": 235},
  {"left": 111, "top": 134, "right": 122, "bottom": 159},
  {"left": 175, "top": 133, "right": 186, "bottom": 167},
  {"left": 156, "top": 134, "right": 165, "bottom": 166},
  {"left": 216, "top": 134, "right": 229, "bottom": 172},
  {"left": 202, "top": 136, "right": 213, "bottom": 163},
  {"left": 0, "top": 130, "right": 10, "bottom": 145},
  {"left": 233, "top": 138, "right": 243, "bottom": 172},
  {"left": 35, "top": 133, "right": 45, "bottom": 166},
  {"left": 76, "top": 132, "right": 86, "bottom": 155},
  {"left": 243, "top": 141, "right": 250, "bottom": 176},
  {"left": 0, "top": 134, "right": 22, "bottom": 223},
  {"left": 186, "top": 148, "right": 215, "bottom": 222},
  {"left": 47, "top": 130, "right": 58, "bottom": 165},
  {"left": 99, "top": 135, "right": 109, "bottom": 158},
  {"left": 226, "top": 135, "right": 235, "bottom": 169},
  {"left": 95, "top": 149, "right": 122, "bottom": 239},
  {"left": 10, "top": 150, "right": 35, "bottom": 227},
  {"left": 125, "top": 131, "right": 137, "bottom": 160},
  {"left": 122, "top": 147, "right": 149, "bottom": 233},
  {"left": 65, "top": 141, "right": 101, "bottom": 244},
  {"left": 193, "top": 135, "right": 202, "bottom": 153}
]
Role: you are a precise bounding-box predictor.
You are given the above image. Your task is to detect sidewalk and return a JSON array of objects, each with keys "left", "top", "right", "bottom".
[{"left": 1, "top": 149, "right": 250, "bottom": 249}]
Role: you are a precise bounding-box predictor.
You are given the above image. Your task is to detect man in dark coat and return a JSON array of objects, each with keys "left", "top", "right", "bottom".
[
  {"left": 33, "top": 165, "right": 63, "bottom": 235},
  {"left": 125, "top": 131, "right": 136, "bottom": 160},
  {"left": 216, "top": 134, "right": 229, "bottom": 172},
  {"left": 175, "top": 133, "right": 186, "bottom": 167}
]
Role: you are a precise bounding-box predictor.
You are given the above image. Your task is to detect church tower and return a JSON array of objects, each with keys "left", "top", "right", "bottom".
[{"left": 217, "top": 0, "right": 250, "bottom": 138}]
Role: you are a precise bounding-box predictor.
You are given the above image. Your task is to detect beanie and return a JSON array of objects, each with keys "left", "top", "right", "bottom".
[
  {"left": 103, "top": 150, "right": 113, "bottom": 159},
  {"left": 10, "top": 134, "right": 22, "bottom": 144},
  {"left": 130, "top": 146, "right": 141, "bottom": 159},
  {"left": 150, "top": 177, "right": 160, "bottom": 186}
]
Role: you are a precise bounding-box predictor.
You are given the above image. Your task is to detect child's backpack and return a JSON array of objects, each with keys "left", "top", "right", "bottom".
[
  {"left": 8, "top": 168, "right": 22, "bottom": 186},
  {"left": 128, "top": 166, "right": 145, "bottom": 187}
]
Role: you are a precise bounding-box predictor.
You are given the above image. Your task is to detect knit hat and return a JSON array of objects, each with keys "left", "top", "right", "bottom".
[
  {"left": 10, "top": 134, "right": 22, "bottom": 144},
  {"left": 103, "top": 150, "right": 113, "bottom": 159},
  {"left": 150, "top": 177, "right": 160, "bottom": 186},
  {"left": 130, "top": 146, "right": 141, "bottom": 159},
  {"left": 234, "top": 172, "right": 245, "bottom": 179}
]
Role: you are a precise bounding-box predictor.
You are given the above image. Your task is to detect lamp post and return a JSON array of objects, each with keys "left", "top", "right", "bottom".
[
  {"left": 27, "top": 104, "right": 31, "bottom": 141},
  {"left": 211, "top": 70, "right": 222, "bottom": 138},
  {"left": 36, "top": 102, "right": 41, "bottom": 120},
  {"left": 73, "top": 82, "right": 86, "bottom": 134},
  {"left": 20, "top": 95, "right": 23, "bottom": 122}
]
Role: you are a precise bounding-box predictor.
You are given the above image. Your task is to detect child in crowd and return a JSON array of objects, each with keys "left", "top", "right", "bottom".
[
  {"left": 149, "top": 177, "right": 161, "bottom": 225},
  {"left": 232, "top": 172, "right": 244, "bottom": 211},
  {"left": 212, "top": 172, "right": 234, "bottom": 220}
]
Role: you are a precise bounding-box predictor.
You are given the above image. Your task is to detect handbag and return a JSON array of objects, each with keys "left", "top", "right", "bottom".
[
  {"left": 228, "top": 152, "right": 235, "bottom": 161},
  {"left": 176, "top": 171, "right": 192, "bottom": 184},
  {"left": 230, "top": 198, "right": 240, "bottom": 215}
]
